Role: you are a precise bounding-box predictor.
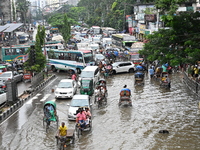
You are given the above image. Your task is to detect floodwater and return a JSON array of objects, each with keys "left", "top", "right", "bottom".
[{"left": 0, "top": 71, "right": 200, "bottom": 150}]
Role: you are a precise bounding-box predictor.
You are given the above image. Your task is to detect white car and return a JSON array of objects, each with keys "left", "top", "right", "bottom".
[
  {"left": 94, "top": 54, "right": 105, "bottom": 64},
  {"left": 112, "top": 61, "right": 135, "bottom": 74},
  {"left": 0, "top": 71, "right": 23, "bottom": 83},
  {"left": 68, "top": 95, "right": 91, "bottom": 120},
  {"left": 55, "top": 79, "right": 77, "bottom": 99},
  {"left": 0, "top": 89, "right": 6, "bottom": 105}
]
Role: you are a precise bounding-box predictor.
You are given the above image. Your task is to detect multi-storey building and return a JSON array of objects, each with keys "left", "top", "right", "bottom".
[{"left": 0, "top": 0, "right": 13, "bottom": 24}]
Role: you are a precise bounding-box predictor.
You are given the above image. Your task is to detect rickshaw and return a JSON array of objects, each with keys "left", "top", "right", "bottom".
[
  {"left": 154, "top": 67, "right": 163, "bottom": 80},
  {"left": 102, "top": 64, "right": 113, "bottom": 78},
  {"left": 80, "top": 78, "right": 94, "bottom": 96},
  {"left": 95, "top": 79, "right": 107, "bottom": 108},
  {"left": 56, "top": 129, "right": 75, "bottom": 149},
  {"left": 160, "top": 72, "right": 171, "bottom": 88},
  {"left": 43, "top": 101, "right": 59, "bottom": 132},
  {"left": 75, "top": 118, "right": 92, "bottom": 138},
  {"left": 119, "top": 89, "right": 132, "bottom": 106},
  {"left": 134, "top": 72, "right": 145, "bottom": 86}
]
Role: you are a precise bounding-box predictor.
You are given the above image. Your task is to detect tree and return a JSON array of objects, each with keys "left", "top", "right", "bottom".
[
  {"left": 24, "top": 25, "right": 46, "bottom": 73},
  {"left": 140, "top": 12, "right": 200, "bottom": 66},
  {"left": 16, "top": 0, "right": 30, "bottom": 24},
  {"left": 60, "top": 14, "right": 71, "bottom": 48}
]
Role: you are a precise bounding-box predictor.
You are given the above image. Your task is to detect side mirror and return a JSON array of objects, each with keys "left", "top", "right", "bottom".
[
  {"left": 67, "top": 103, "right": 70, "bottom": 106},
  {"left": 90, "top": 103, "right": 93, "bottom": 106}
]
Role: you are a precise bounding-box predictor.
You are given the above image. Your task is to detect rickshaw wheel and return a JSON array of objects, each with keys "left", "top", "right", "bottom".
[
  {"left": 56, "top": 115, "right": 59, "bottom": 128},
  {"left": 72, "top": 133, "right": 75, "bottom": 144},
  {"left": 89, "top": 120, "right": 92, "bottom": 131},
  {"left": 43, "top": 117, "right": 45, "bottom": 127},
  {"left": 97, "top": 100, "right": 101, "bottom": 109},
  {"left": 75, "top": 124, "right": 78, "bottom": 132},
  {"left": 77, "top": 128, "right": 82, "bottom": 138}
]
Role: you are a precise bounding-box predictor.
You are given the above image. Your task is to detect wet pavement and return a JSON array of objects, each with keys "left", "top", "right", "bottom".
[{"left": 0, "top": 71, "right": 200, "bottom": 150}]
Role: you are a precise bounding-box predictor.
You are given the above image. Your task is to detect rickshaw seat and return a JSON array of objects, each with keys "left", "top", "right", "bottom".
[{"left": 120, "top": 90, "right": 130, "bottom": 97}]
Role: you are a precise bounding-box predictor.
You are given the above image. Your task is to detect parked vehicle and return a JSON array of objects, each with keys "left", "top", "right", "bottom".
[
  {"left": 112, "top": 61, "right": 135, "bottom": 74},
  {"left": 23, "top": 73, "right": 32, "bottom": 82},
  {"left": 0, "top": 89, "right": 6, "bottom": 105},
  {"left": 68, "top": 95, "right": 91, "bottom": 120},
  {"left": 55, "top": 79, "right": 77, "bottom": 99},
  {"left": 0, "top": 71, "right": 23, "bottom": 83}
]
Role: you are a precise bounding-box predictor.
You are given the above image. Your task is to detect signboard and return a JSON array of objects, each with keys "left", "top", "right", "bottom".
[
  {"left": 139, "top": 24, "right": 146, "bottom": 34},
  {"left": 144, "top": 14, "right": 157, "bottom": 22},
  {"left": 177, "top": 7, "right": 186, "bottom": 12},
  {"left": 126, "top": 15, "right": 131, "bottom": 22},
  {"left": 123, "top": 36, "right": 136, "bottom": 41},
  {"left": 138, "top": 13, "right": 145, "bottom": 21},
  {"left": 132, "top": 20, "right": 137, "bottom": 27},
  {"left": 128, "top": 16, "right": 132, "bottom": 27}
]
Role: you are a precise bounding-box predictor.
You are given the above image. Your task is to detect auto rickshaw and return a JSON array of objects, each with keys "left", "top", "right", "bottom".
[
  {"left": 160, "top": 72, "right": 171, "bottom": 88},
  {"left": 80, "top": 78, "right": 94, "bottom": 96},
  {"left": 95, "top": 78, "right": 107, "bottom": 107},
  {"left": 43, "top": 101, "right": 59, "bottom": 132},
  {"left": 134, "top": 71, "right": 144, "bottom": 85}
]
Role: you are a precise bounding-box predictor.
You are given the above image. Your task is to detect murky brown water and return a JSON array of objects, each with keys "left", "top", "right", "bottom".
[{"left": 0, "top": 71, "right": 200, "bottom": 150}]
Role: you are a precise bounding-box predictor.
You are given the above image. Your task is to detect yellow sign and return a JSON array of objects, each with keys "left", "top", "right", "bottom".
[{"left": 139, "top": 24, "right": 145, "bottom": 34}]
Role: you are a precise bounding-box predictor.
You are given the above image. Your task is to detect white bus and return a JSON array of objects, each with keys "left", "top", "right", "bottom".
[{"left": 47, "top": 50, "right": 93, "bottom": 73}]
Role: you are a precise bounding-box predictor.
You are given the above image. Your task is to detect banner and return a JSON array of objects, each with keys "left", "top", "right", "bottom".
[{"left": 139, "top": 24, "right": 146, "bottom": 34}]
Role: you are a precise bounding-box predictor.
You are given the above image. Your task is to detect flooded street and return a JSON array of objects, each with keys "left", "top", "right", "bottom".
[{"left": 0, "top": 71, "right": 200, "bottom": 150}]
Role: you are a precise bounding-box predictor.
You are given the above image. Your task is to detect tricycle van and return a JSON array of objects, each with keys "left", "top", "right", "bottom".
[
  {"left": 119, "top": 89, "right": 132, "bottom": 106},
  {"left": 55, "top": 129, "right": 75, "bottom": 149},
  {"left": 134, "top": 72, "right": 144, "bottom": 86}
]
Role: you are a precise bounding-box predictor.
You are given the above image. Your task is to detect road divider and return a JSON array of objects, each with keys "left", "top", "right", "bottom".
[{"left": 0, "top": 74, "right": 56, "bottom": 124}]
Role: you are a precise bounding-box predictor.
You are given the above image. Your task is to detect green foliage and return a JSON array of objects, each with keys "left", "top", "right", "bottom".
[
  {"left": 140, "top": 12, "right": 200, "bottom": 66},
  {"left": 60, "top": 14, "right": 71, "bottom": 47},
  {"left": 24, "top": 25, "right": 46, "bottom": 72},
  {"left": 16, "top": 0, "right": 30, "bottom": 23}
]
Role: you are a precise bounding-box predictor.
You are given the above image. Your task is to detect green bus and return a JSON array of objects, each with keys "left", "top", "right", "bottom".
[
  {"left": 0, "top": 41, "right": 63, "bottom": 62},
  {"left": 112, "top": 34, "right": 137, "bottom": 49},
  {"left": 1, "top": 44, "right": 31, "bottom": 62}
]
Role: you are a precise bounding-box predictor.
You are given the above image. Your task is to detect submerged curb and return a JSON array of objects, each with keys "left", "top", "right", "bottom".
[{"left": 0, "top": 74, "right": 56, "bottom": 124}]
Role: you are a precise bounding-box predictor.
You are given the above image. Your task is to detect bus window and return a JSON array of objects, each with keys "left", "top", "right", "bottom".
[
  {"left": 5, "top": 49, "right": 11, "bottom": 55},
  {"left": 12, "top": 49, "right": 17, "bottom": 55},
  {"left": 16, "top": 48, "right": 20, "bottom": 54}
]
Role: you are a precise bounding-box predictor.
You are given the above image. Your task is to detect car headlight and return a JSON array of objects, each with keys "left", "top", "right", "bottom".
[
  {"left": 69, "top": 91, "right": 72, "bottom": 94},
  {"left": 55, "top": 91, "right": 59, "bottom": 94}
]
